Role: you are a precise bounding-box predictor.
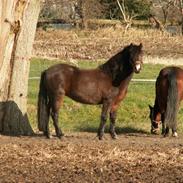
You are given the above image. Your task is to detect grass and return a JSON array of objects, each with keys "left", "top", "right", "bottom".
[{"left": 28, "top": 58, "right": 183, "bottom": 134}]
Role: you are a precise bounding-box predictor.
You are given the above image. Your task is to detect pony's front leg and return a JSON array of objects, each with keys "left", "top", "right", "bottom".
[
  {"left": 98, "top": 115, "right": 107, "bottom": 140},
  {"left": 43, "top": 104, "right": 51, "bottom": 138},
  {"left": 109, "top": 111, "right": 117, "bottom": 139},
  {"left": 98, "top": 101, "right": 110, "bottom": 140}
]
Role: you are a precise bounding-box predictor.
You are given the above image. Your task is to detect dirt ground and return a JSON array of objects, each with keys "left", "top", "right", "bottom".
[{"left": 0, "top": 132, "right": 183, "bottom": 183}]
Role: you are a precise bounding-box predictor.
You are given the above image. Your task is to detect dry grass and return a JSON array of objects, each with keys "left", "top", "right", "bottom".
[
  {"left": 33, "top": 27, "right": 183, "bottom": 60},
  {"left": 144, "top": 56, "right": 183, "bottom": 65}
]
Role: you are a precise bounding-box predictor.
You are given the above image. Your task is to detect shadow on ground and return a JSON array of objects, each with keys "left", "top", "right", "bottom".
[{"left": 77, "top": 125, "right": 148, "bottom": 135}]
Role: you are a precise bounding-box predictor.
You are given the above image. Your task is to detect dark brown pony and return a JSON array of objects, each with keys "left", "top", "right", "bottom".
[
  {"left": 37, "top": 43, "right": 143, "bottom": 139},
  {"left": 149, "top": 66, "right": 183, "bottom": 137}
]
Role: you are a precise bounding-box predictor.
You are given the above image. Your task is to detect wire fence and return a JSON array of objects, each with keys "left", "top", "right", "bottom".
[
  {"left": 29, "top": 59, "right": 160, "bottom": 83},
  {"left": 29, "top": 76, "right": 156, "bottom": 83}
]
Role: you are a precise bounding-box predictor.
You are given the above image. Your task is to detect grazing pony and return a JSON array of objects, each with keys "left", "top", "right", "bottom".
[
  {"left": 37, "top": 43, "right": 143, "bottom": 139},
  {"left": 149, "top": 66, "right": 183, "bottom": 137}
]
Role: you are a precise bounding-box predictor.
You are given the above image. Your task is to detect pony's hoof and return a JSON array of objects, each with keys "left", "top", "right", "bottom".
[
  {"left": 98, "top": 136, "right": 103, "bottom": 140},
  {"left": 46, "top": 135, "right": 52, "bottom": 139},
  {"left": 110, "top": 132, "right": 118, "bottom": 139},
  {"left": 172, "top": 132, "right": 178, "bottom": 137},
  {"left": 97, "top": 133, "right": 104, "bottom": 140},
  {"left": 163, "top": 133, "right": 169, "bottom": 137},
  {"left": 151, "top": 129, "right": 159, "bottom": 135},
  {"left": 112, "top": 135, "right": 118, "bottom": 139},
  {"left": 44, "top": 132, "right": 51, "bottom": 139},
  {"left": 57, "top": 133, "right": 64, "bottom": 139},
  {"left": 97, "top": 131, "right": 104, "bottom": 140}
]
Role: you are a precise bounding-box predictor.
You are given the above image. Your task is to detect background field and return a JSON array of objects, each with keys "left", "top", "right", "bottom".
[
  {"left": 28, "top": 58, "right": 183, "bottom": 135},
  {"left": 33, "top": 28, "right": 183, "bottom": 60}
]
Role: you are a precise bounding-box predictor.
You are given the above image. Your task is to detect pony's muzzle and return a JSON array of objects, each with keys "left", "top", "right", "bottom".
[
  {"left": 135, "top": 63, "right": 141, "bottom": 73},
  {"left": 151, "top": 127, "right": 159, "bottom": 134}
]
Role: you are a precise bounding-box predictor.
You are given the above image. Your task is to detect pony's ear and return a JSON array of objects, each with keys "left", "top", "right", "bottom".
[
  {"left": 130, "top": 43, "right": 133, "bottom": 47},
  {"left": 148, "top": 105, "right": 153, "bottom": 110},
  {"left": 139, "top": 43, "right": 143, "bottom": 49}
]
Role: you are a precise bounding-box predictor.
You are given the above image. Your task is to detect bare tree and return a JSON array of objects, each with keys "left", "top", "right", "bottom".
[
  {"left": 151, "top": 0, "right": 183, "bottom": 27},
  {"left": 0, "top": 0, "right": 40, "bottom": 135},
  {"left": 75, "top": 0, "right": 104, "bottom": 29},
  {"left": 156, "top": 0, "right": 174, "bottom": 24},
  {"left": 149, "top": 14, "right": 165, "bottom": 31},
  {"left": 176, "top": 0, "right": 183, "bottom": 34},
  {"left": 116, "top": 0, "right": 138, "bottom": 31},
  {"left": 40, "top": 0, "right": 75, "bottom": 22},
  {"left": 39, "top": 0, "right": 104, "bottom": 29}
]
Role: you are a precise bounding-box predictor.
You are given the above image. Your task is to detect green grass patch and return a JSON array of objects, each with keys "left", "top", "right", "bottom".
[{"left": 28, "top": 58, "right": 183, "bottom": 134}]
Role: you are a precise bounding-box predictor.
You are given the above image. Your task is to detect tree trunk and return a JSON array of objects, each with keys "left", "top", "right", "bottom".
[
  {"left": 180, "top": 1, "right": 183, "bottom": 35},
  {"left": 0, "top": 0, "right": 40, "bottom": 135},
  {"left": 181, "top": 17, "right": 183, "bottom": 35}
]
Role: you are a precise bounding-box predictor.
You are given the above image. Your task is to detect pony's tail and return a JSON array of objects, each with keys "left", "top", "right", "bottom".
[
  {"left": 165, "top": 70, "right": 178, "bottom": 129},
  {"left": 37, "top": 71, "right": 49, "bottom": 132}
]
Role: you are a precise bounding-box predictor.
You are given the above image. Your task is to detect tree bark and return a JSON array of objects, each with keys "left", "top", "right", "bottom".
[
  {"left": 179, "top": 0, "right": 183, "bottom": 35},
  {"left": 0, "top": 0, "right": 40, "bottom": 135}
]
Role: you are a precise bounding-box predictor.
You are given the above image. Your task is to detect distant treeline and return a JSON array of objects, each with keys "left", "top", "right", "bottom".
[{"left": 39, "top": 0, "right": 183, "bottom": 34}]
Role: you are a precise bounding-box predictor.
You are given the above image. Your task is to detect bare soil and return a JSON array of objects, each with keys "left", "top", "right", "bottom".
[{"left": 1, "top": 132, "right": 183, "bottom": 183}]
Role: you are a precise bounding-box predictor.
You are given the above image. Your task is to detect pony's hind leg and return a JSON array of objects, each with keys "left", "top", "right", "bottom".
[
  {"left": 172, "top": 126, "right": 178, "bottom": 137},
  {"left": 51, "top": 95, "right": 64, "bottom": 138},
  {"left": 161, "top": 113, "right": 165, "bottom": 135},
  {"left": 164, "top": 126, "right": 170, "bottom": 137},
  {"left": 172, "top": 115, "right": 178, "bottom": 137},
  {"left": 44, "top": 103, "right": 51, "bottom": 138}
]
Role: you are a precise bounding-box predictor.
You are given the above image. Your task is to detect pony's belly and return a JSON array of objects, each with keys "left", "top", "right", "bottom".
[{"left": 67, "top": 92, "right": 102, "bottom": 105}]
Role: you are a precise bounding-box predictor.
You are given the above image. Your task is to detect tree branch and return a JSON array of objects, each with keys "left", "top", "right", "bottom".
[{"left": 116, "top": 0, "right": 127, "bottom": 22}]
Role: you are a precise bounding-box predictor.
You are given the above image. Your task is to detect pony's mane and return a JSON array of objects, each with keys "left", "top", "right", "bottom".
[
  {"left": 99, "top": 46, "right": 129, "bottom": 74},
  {"left": 99, "top": 45, "right": 132, "bottom": 86}
]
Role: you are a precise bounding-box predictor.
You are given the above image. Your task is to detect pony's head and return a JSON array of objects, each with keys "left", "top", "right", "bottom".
[
  {"left": 99, "top": 43, "right": 143, "bottom": 87},
  {"left": 149, "top": 105, "right": 161, "bottom": 134},
  {"left": 127, "top": 43, "right": 143, "bottom": 73}
]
